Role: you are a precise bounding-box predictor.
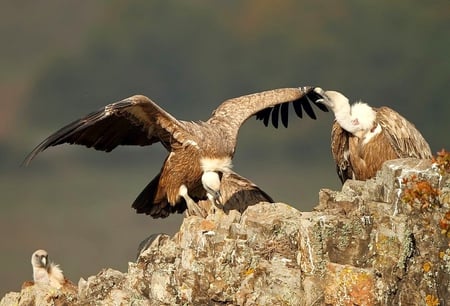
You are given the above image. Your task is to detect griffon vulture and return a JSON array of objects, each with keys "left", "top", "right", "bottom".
[
  {"left": 23, "top": 87, "right": 327, "bottom": 218},
  {"left": 180, "top": 170, "right": 274, "bottom": 218},
  {"left": 312, "top": 87, "right": 432, "bottom": 183},
  {"left": 31, "top": 249, "right": 65, "bottom": 289}
]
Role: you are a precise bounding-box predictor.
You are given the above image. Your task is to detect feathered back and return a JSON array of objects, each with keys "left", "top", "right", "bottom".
[{"left": 376, "top": 107, "right": 432, "bottom": 159}]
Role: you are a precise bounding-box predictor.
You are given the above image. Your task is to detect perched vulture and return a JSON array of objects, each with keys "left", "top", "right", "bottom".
[
  {"left": 312, "top": 87, "right": 432, "bottom": 183},
  {"left": 30, "top": 249, "right": 65, "bottom": 289},
  {"left": 135, "top": 171, "right": 273, "bottom": 257},
  {"left": 181, "top": 170, "right": 274, "bottom": 218},
  {"left": 24, "top": 87, "right": 327, "bottom": 218}
]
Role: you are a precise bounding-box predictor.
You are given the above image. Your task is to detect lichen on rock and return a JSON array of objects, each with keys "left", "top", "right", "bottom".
[{"left": 2, "top": 158, "right": 449, "bottom": 305}]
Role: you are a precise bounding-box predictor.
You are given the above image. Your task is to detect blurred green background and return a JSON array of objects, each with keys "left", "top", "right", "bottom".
[{"left": 1, "top": 0, "right": 449, "bottom": 296}]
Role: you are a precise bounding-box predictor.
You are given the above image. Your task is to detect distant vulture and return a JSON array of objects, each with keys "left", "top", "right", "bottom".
[
  {"left": 24, "top": 87, "right": 327, "bottom": 218},
  {"left": 312, "top": 88, "right": 432, "bottom": 183},
  {"left": 31, "top": 249, "right": 65, "bottom": 289}
]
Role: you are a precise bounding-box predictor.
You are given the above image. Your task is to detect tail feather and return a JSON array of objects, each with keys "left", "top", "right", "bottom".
[
  {"left": 132, "top": 174, "right": 161, "bottom": 214},
  {"left": 132, "top": 173, "right": 186, "bottom": 218}
]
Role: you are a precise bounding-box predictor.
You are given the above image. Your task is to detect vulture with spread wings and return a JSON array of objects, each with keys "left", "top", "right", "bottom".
[{"left": 24, "top": 87, "right": 327, "bottom": 218}]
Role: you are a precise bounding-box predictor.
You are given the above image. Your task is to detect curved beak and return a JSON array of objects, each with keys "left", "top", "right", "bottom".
[
  {"left": 212, "top": 190, "right": 223, "bottom": 206},
  {"left": 313, "top": 87, "right": 325, "bottom": 95},
  {"left": 312, "top": 87, "right": 331, "bottom": 107},
  {"left": 40, "top": 255, "right": 47, "bottom": 267}
]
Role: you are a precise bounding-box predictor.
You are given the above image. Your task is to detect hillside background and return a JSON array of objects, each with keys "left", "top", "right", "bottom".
[{"left": 1, "top": 0, "right": 449, "bottom": 296}]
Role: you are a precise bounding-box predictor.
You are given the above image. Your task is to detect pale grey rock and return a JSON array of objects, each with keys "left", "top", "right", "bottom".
[{"left": 2, "top": 158, "right": 449, "bottom": 305}]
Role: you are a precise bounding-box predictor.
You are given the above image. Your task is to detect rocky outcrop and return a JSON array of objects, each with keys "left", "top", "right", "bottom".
[{"left": 2, "top": 158, "right": 449, "bottom": 305}]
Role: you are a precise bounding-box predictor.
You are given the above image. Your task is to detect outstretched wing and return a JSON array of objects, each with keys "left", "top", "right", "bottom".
[
  {"left": 23, "top": 95, "right": 190, "bottom": 165},
  {"left": 376, "top": 107, "right": 432, "bottom": 159},
  {"left": 208, "top": 87, "right": 328, "bottom": 131}
]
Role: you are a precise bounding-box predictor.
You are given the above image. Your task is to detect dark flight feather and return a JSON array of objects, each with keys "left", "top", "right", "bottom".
[
  {"left": 280, "top": 102, "right": 289, "bottom": 128},
  {"left": 271, "top": 104, "right": 280, "bottom": 128},
  {"left": 254, "top": 92, "right": 329, "bottom": 128}
]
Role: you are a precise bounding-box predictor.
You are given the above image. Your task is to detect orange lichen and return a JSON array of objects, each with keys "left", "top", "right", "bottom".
[
  {"left": 423, "top": 261, "right": 432, "bottom": 273},
  {"left": 325, "top": 263, "right": 375, "bottom": 306},
  {"left": 402, "top": 175, "right": 440, "bottom": 210},
  {"left": 438, "top": 210, "right": 450, "bottom": 236},
  {"left": 199, "top": 220, "right": 216, "bottom": 231},
  {"left": 243, "top": 268, "right": 254, "bottom": 276},
  {"left": 432, "top": 149, "right": 450, "bottom": 175},
  {"left": 439, "top": 216, "right": 450, "bottom": 231},
  {"left": 425, "top": 294, "right": 440, "bottom": 306}
]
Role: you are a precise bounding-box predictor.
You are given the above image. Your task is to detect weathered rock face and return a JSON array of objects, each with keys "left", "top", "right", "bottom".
[
  {"left": 2, "top": 158, "right": 450, "bottom": 305},
  {"left": 0, "top": 283, "right": 78, "bottom": 306}
]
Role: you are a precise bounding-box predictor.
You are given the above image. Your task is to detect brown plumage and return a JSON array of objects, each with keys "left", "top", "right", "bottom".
[
  {"left": 24, "top": 87, "right": 326, "bottom": 218},
  {"left": 182, "top": 170, "right": 274, "bottom": 218},
  {"left": 313, "top": 88, "right": 432, "bottom": 183},
  {"left": 136, "top": 171, "right": 273, "bottom": 257},
  {"left": 216, "top": 171, "right": 273, "bottom": 212}
]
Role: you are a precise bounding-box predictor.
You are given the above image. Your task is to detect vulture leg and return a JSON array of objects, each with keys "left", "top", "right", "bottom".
[
  {"left": 208, "top": 200, "right": 220, "bottom": 216},
  {"left": 179, "top": 185, "right": 207, "bottom": 218}
]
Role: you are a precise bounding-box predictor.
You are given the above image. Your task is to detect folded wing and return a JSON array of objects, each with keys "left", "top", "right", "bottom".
[{"left": 376, "top": 107, "right": 432, "bottom": 159}]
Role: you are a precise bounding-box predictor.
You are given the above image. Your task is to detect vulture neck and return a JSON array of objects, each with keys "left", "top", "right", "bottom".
[{"left": 334, "top": 101, "right": 376, "bottom": 137}]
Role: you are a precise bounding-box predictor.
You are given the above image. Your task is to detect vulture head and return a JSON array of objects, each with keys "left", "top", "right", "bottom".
[
  {"left": 201, "top": 171, "right": 223, "bottom": 205},
  {"left": 314, "top": 87, "right": 376, "bottom": 136},
  {"left": 313, "top": 87, "right": 350, "bottom": 113},
  {"left": 32, "top": 249, "right": 49, "bottom": 269}
]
